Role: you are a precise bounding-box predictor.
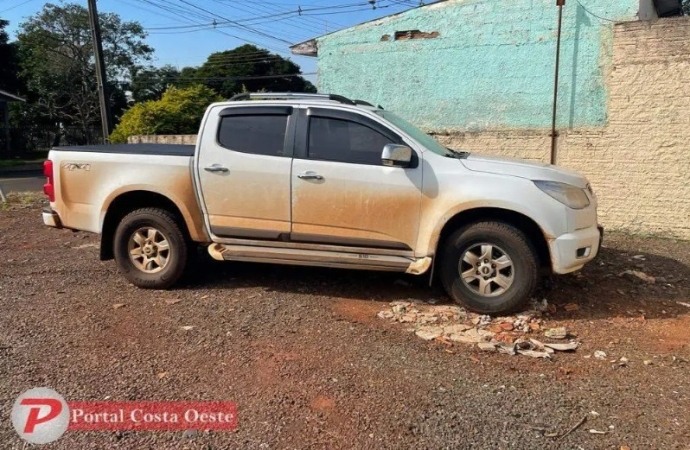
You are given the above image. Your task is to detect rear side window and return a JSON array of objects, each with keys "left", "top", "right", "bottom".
[
  {"left": 308, "top": 117, "right": 392, "bottom": 165},
  {"left": 218, "top": 115, "right": 288, "bottom": 156}
]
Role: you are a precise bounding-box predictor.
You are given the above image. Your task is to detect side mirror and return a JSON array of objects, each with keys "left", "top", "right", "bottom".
[{"left": 382, "top": 144, "right": 412, "bottom": 168}]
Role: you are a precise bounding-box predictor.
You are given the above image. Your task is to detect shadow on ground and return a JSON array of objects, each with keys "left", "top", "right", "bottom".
[{"left": 180, "top": 236, "right": 690, "bottom": 322}]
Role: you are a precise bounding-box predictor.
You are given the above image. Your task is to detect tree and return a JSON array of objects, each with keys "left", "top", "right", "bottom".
[
  {"left": 129, "top": 65, "right": 181, "bottom": 102},
  {"left": 16, "top": 3, "right": 153, "bottom": 142},
  {"left": 191, "top": 44, "right": 315, "bottom": 98},
  {"left": 109, "top": 85, "right": 221, "bottom": 143},
  {"left": 0, "top": 19, "right": 21, "bottom": 94}
]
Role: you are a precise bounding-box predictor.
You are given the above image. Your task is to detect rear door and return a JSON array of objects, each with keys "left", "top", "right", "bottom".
[
  {"left": 290, "top": 107, "right": 423, "bottom": 250},
  {"left": 197, "top": 105, "right": 295, "bottom": 240}
]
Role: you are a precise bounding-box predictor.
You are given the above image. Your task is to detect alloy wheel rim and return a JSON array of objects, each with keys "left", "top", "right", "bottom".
[
  {"left": 458, "top": 243, "right": 515, "bottom": 297},
  {"left": 128, "top": 227, "right": 171, "bottom": 274}
]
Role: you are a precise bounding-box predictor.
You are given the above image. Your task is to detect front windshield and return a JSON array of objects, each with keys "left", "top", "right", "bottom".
[{"left": 375, "top": 110, "right": 454, "bottom": 157}]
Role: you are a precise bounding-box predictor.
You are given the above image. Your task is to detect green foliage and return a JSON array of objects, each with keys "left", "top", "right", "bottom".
[
  {"left": 110, "top": 85, "right": 221, "bottom": 143},
  {"left": 0, "top": 19, "right": 21, "bottom": 94},
  {"left": 188, "top": 44, "right": 316, "bottom": 98},
  {"left": 684, "top": 0, "right": 690, "bottom": 14},
  {"left": 16, "top": 2, "right": 152, "bottom": 135},
  {"left": 129, "top": 65, "right": 181, "bottom": 102}
]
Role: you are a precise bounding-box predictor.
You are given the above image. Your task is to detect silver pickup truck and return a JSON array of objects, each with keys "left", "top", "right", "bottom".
[{"left": 42, "top": 92, "right": 602, "bottom": 314}]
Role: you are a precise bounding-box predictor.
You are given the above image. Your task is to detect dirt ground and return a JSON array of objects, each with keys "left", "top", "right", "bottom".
[{"left": 1, "top": 200, "right": 689, "bottom": 449}]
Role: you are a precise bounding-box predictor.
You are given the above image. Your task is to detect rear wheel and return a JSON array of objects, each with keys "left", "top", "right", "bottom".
[
  {"left": 113, "top": 208, "right": 188, "bottom": 289},
  {"left": 439, "top": 221, "right": 538, "bottom": 314}
]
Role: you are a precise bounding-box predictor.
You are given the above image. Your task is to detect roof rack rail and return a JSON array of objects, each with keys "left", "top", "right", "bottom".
[{"left": 228, "top": 92, "right": 357, "bottom": 106}]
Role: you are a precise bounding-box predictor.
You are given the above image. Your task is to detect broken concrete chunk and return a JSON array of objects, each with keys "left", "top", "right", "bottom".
[
  {"left": 544, "top": 342, "right": 580, "bottom": 352},
  {"left": 415, "top": 326, "right": 444, "bottom": 341},
  {"left": 376, "top": 310, "right": 395, "bottom": 320},
  {"left": 517, "top": 349, "right": 552, "bottom": 359},
  {"left": 619, "top": 270, "right": 655, "bottom": 284},
  {"left": 544, "top": 327, "right": 568, "bottom": 339},
  {"left": 594, "top": 350, "right": 607, "bottom": 359},
  {"left": 442, "top": 323, "right": 473, "bottom": 335},
  {"left": 477, "top": 342, "right": 497, "bottom": 352}
]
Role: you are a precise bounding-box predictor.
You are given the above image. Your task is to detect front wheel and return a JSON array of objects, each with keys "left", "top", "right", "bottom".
[
  {"left": 113, "top": 208, "right": 188, "bottom": 289},
  {"left": 439, "top": 221, "right": 538, "bottom": 314}
]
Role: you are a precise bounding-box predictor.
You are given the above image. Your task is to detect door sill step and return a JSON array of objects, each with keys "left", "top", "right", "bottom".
[{"left": 208, "top": 243, "right": 430, "bottom": 273}]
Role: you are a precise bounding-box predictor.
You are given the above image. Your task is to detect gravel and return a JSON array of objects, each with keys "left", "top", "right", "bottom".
[{"left": 1, "top": 201, "right": 689, "bottom": 449}]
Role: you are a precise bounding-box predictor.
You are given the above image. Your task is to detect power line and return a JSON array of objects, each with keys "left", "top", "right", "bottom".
[{"left": 574, "top": 0, "right": 618, "bottom": 22}]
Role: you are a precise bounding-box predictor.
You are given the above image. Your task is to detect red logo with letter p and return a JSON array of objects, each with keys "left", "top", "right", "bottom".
[{"left": 12, "top": 388, "right": 69, "bottom": 444}]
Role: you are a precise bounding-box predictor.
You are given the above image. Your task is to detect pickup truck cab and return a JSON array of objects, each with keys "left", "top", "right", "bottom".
[{"left": 42, "top": 92, "right": 602, "bottom": 314}]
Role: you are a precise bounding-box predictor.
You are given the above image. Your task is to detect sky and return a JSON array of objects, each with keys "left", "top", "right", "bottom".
[{"left": 0, "top": 0, "right": 430, "bottom": 84}]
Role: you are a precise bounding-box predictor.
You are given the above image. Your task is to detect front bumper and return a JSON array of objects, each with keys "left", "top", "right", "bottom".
[
  {"left": 42, "top": 208, "right": 62, "bottom": 228},
  {"left": 549, "top": 225, "right": 603, "bottom": 274}
]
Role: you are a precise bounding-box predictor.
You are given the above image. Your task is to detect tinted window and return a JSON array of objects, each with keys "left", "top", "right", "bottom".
[
  {"left": 308, "top": 117, "right": 392, "bottom": 165},
  {"left": 218, "top": 115, "right": 288, "bottom": 156}
]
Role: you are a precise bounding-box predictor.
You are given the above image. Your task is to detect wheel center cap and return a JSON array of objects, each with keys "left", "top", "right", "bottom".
[{"left": 482, "top": 266, "right": 491, "bottom": 275}]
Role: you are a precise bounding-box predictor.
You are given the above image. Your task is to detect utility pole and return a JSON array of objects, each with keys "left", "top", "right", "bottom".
[
  {"left": 87, "top": 0, "right": 113, "bottom": 144},
  {"left": 550, "top": 0, "right": 565, "bottom": 165}
]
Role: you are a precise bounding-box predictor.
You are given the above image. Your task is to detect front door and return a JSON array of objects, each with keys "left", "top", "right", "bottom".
[
  {"left": 197, "top": 106, "right": 295, "bottom": 240},
  {"left": 291, "top": 108, "right": 423, "bottom": 250}
]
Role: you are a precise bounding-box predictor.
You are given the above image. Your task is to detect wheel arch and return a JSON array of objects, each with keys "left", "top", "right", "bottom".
[
  {"left": 100, "top": 190, "right": 192, "bottom": 261},
  {"left": 434, "top": 207, "right": 552, "bottom": 271}
]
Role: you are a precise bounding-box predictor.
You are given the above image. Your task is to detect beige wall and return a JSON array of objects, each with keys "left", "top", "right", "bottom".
[
  {"left": 438, "top": 18, "right": 690, "bottom": 239},
  {"left": 130, "top": 19, "right": 690, "bottom": 239}
]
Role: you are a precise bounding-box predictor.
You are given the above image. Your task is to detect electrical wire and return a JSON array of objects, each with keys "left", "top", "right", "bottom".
[{"left": 574, "top": 0, "right": 618, "bottom": 23}]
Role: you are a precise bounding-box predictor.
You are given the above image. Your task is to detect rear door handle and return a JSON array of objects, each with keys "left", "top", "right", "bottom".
[
  {"left": 204, "top": 164, "right": 229, "bottom": 173},
  {"left": 297, "top": 171, "right": 324, "bottom": 180}
]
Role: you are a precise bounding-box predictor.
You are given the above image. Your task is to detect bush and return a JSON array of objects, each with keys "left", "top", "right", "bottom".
[{"left": 110, "top": 85, "right": 222, "bottom": 143}]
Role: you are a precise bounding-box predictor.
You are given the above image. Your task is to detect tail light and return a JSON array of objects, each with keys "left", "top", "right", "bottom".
[{"left": 43, "top": 160, "right": 55, "bottom": 202}]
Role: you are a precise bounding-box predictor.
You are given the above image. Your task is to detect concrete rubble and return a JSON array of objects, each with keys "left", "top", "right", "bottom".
[{"left": 377, "top": 299, "right": 581, "bottom": 359}]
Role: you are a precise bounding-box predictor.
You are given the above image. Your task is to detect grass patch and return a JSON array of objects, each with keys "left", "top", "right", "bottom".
[
  {"left": 0, "top": 191, "right": 46, "bottom": 211},
  {"left": 0, "top": 153, "right": 49, "bottom": 167}
]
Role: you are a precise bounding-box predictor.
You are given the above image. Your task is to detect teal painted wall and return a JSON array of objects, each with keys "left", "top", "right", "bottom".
[{"left": 316, "top": 0, "right": 640, "bottom": 131}]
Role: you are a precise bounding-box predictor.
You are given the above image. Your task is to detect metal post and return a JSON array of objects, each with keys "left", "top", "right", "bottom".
[
  {"left": 551, "top": 0, "right": 565, "bottom": 165},
  {"left": 88, "top": 0, "right": 113, "bottom": 144},
  {"left": 3, "top": 102, "right": 9, "bottom": 158},
  {"left": 0, "top": 183, "right": 6, "bottom": 203}
]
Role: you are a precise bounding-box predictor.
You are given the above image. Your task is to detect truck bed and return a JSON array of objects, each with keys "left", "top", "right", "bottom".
[{"left": 52, "top": 144, "right": 195, "bottom": 157}]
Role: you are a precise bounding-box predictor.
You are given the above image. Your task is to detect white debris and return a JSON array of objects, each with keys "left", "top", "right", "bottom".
[
  {"left": 594, "top": 351, "right": 607, "bottom": 360},
  {"left": 415, "top": 326, "right": 443, "bottom": 341},
  {"left": 619, "top": 270, "right": 655, "bottom": 284}
]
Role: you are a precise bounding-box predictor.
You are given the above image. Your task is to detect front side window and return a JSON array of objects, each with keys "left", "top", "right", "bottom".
[
  {"left": 218, "top": 115, "right": 288, "bottom": 156},
  {"left": 308, "top": 116, "right": 392, "bottom": 165}
]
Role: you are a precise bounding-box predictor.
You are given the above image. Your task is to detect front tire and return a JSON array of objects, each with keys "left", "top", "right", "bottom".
[
  {"left": 439, "top": 221, "right": 538, "bottom": 314},
  {"left": 113, "top": 207, "right": 188, "bottom": 289}
]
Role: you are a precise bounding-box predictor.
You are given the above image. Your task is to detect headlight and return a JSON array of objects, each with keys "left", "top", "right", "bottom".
[{"left": 534, "top": 180, "right": 590, "bottom": 209}]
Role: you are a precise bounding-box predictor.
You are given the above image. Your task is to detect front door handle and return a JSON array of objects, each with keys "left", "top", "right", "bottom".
[
  {"left": 297, "top": 171, "right": 324, "bottom": 181},
  {"left": 204, "top": 164, "right": 229, "bottom": 173}
]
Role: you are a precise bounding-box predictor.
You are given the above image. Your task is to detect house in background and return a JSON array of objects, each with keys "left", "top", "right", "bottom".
[
  {"left": 291, "top": 0, "right": 665, "bottom": 132},
  {"left": 290, "top": 0, "right": 690, "bottom": 240}
]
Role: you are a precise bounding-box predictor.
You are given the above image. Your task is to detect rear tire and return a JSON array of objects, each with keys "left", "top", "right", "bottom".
[
  {"left": 113, "top": 207, "right": 188, "bottom": 289},
  {"left": 439, "top": 221, "right": 538, "bottom": 315}
]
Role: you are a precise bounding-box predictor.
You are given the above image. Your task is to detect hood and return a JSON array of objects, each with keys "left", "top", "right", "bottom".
[{"left": 460, "top": 153, "right": 588, "bottom": 188}]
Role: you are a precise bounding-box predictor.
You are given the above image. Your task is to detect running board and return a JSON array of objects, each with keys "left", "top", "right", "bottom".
[{"left": 208, "top": 243, "right": 432, "bottom": 274}]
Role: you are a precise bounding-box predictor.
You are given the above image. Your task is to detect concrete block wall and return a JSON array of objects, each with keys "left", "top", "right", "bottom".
[{"left": 439, "top": 18, "right": 690, "bottom": 239}]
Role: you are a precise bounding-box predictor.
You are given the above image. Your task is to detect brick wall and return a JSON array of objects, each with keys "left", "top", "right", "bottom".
[{"left": 438, "top": 18, "right": 690, "bottom": 239}]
